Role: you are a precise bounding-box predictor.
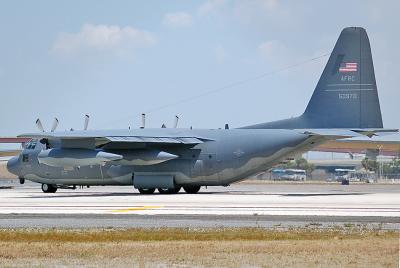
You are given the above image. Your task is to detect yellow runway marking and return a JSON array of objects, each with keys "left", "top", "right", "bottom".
[{"left": 111, "top": 206, "right": 163, "bottom": 213}]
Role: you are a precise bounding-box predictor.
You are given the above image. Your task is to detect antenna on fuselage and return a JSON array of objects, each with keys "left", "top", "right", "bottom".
[{"left": 140, "top": 113, "right": 146, "bottom": 129}]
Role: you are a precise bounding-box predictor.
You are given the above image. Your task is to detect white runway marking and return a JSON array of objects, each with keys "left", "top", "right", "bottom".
[{"left": 0, "top": 183, "right": 399, "bottom": 217}]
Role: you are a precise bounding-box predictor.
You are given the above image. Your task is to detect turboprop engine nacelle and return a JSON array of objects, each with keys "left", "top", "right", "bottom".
[
  {"left": 118, "top": 150, "right": 178, "bottom": 166},
  {"left": 38, "top": 149, "right": 123, "bottom": 167}
]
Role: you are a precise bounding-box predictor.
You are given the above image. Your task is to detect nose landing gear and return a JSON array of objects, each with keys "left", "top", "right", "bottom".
[{"left": 41, "top": 183, "right": 57, "bottom": 193}]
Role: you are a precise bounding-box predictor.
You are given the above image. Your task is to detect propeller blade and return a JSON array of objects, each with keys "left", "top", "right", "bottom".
[
  {"left": 50, "top": 118, "right": 59, "bottom": 132},
  {"left": 173, "top": 115, "right": 179, "bottom": 128},
  {"left": 140, "top": 113, "right": 146, "bottom": 129},
  {"left": 84, "top": 114, "right": 90, "bottom": 130},
  {"left": 35, "top": 119, "right": 45, "bottom": 132}
]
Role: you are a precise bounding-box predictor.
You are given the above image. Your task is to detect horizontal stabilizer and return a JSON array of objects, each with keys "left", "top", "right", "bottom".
[{"left": 300, "top": 128, "right": 398, "bottom": 139}]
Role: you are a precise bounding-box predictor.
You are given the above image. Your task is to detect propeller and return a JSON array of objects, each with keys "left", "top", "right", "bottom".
[
  {"left": 84, "top": 114, "right": 90, "bottom": 130},
  {"left": 51, "top": 118, "right": 59, "bottom": 132},
  {"left": 140, "top": 113, "right": 146, "bottom": 129},
  {"left": 173, "top": 115, "right": 179, "bottom": 128},
  {"left": 35, "top": 119, "right": 45, "bottom": 132}
]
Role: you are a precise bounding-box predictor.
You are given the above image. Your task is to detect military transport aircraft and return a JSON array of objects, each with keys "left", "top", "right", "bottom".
[{"left": 6, "top": 27, "right": 397, "bottom": 194}]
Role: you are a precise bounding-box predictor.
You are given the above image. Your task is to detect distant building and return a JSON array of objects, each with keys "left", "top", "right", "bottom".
[{"left": 270, "top": 169, "right": 306, "bottom": 181}]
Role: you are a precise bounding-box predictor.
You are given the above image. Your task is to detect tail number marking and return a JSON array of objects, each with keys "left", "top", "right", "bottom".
[{"left": 339, "top": 93, "right": 358, "bottom": 99}]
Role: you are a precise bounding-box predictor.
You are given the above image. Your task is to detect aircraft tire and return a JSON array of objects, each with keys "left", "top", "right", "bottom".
[
  {"left": 19, "top": 177, "right": 25, "bottom": 184},
  {"left": 158, "top": 187, "right": 181, "bottom": 194},
  {"left": 50, "top": 186, "right": 58, "bottom": 193},
  {"left": 138, "top": 188, "right": 156, "bottom": 194},
  {"left": 183, "top": 186, "right": 201, "bottom": 194},
  {"left": 41, "top": 184, "right": 57, "bottom": 193}
]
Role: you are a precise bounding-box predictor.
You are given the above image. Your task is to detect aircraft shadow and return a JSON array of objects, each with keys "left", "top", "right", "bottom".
[
  {"left": 18, "top": 191, "right": 370, "bottom": 198},
  {"left": 199, "top": 191, "right": 370, "bottom": 196},
  {"left": 21, "top": 192, "right": 143, "bottom": 198},
  {"left": 20, "top": 191, "right": 230, "bottom": 198},
  {"left": 281, "top": 193, "right": 369, "bottom": 197}
]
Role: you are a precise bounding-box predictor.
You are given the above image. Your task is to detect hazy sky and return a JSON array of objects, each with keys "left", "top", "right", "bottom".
[{"left": 0, "top": 0, "right": 399, "bottom": 135}]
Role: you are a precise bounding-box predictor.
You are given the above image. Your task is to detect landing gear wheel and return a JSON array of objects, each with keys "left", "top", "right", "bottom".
[
  {"left": 183, "top": 186, "right": 201, "bottom": 194},
  {"left": 19, "top": 177, "right": 25, "bottom": 184},
  {"left": 158, "top": 187, "right": 181, "bottom": 194},
  {"left": 138, "top": 188, "right": 156, "bottom": 194},
  {"left": 341, "top": 179, "right": 350, "bottom": 185},
  {"left": 41, "top": 184, "right": 57, "bottom": 193}
]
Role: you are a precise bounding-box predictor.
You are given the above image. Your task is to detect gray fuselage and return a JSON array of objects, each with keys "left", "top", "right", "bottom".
[{"left": 7, "top": 128, "right": 321, "bottom": 187}]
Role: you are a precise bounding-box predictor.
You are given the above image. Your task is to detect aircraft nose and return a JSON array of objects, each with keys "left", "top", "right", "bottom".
[{"left": 7, "top": 156, "right": 20, "bottom": 176}]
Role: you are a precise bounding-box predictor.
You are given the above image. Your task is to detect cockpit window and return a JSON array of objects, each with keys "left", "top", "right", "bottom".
[{"left": 25, "top": 139, "right": 38, "bottom": 150}]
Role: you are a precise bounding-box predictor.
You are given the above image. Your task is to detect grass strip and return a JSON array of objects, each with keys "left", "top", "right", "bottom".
[{"left": 0, "top": 228, "right": 397, "bottom": 243}]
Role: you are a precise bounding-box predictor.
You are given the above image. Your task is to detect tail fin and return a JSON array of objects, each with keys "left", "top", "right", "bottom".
[
  {"left": 243, "top": 27, "right": 383, "bottom": 129},
  {"left": 304, "top": 27, "right": 382, "bottom": 128}
]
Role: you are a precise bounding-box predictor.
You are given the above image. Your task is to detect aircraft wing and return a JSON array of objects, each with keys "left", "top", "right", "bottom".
[
  {"left": 315, "top": 132, "right": 400, "bottom": 156},
  {"left": 16, "top": 128, "right": 399, "bottom": 153},
  {"left": 100, "top": 136, "right": 206, "bottom": 150},
  {"left": 18, "top": 130, "right": 211, "bottom": 149}
]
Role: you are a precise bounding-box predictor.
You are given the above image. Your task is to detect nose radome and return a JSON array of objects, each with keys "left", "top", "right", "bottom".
[{"left": 7, "top": 156, "right": 20, "bottom": 176}]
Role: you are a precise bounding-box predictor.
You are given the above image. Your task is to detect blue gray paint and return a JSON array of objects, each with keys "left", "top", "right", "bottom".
[{"left": 6, "top": 27, "right": 386, "bottom": 193}]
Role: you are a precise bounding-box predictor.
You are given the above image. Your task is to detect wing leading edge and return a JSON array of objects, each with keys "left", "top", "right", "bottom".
[{"left": 18, "top": 130, "right": 212, "bottom": 149}]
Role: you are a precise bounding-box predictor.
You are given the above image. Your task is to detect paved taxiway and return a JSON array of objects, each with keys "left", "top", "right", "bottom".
[{"left": 0, "top": 182, "right": 399, "bottom": 229}]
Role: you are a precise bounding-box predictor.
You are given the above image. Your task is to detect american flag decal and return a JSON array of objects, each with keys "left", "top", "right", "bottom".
[{"left": 339, "top": 62, "right": 358, "bottom": 72}]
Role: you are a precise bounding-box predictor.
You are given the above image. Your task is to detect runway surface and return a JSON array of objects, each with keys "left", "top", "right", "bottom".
[{"left": 0, "top": 181, "right": 399, "bottom": 229}]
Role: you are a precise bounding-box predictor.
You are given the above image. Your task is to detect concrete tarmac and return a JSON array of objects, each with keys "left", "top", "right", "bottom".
[{"left": 0, "top": 181, "right": 399, "bottom": 229}]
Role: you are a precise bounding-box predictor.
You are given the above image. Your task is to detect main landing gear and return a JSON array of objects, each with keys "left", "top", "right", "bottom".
[
  {"left": 137, "top": 188, "right": 156, "bottom": 194},
  {"left": 183, "top": 186, "right": 201, "bottom": 194},
  {"left": 137, "top": 186, "right": 201, "bottom": 194},
  {"left": 158, "top": 187, "right": 181, "bottom": 194},
  {"left": 41, "top": 183, "right": 57, "bottom": 193}
]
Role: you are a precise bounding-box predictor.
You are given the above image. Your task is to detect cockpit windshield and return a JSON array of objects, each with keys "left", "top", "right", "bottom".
[{"left": 24, "top": 139, "right": 38, "bottom": 150}]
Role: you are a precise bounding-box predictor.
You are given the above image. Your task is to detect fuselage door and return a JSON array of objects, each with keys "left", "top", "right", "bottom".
[{"left": 197, "top": 152, "right": 220, "bottom": 180}]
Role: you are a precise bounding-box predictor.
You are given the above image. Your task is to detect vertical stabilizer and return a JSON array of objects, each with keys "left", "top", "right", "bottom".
[
  {"left": 303, "top": 27, "right": 382, "bottom": 128},
  {"left": 243, "top": 27, "right": 383, "bottom": 129}
]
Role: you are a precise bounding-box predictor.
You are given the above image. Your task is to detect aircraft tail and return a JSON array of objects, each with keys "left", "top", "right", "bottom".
[{"left": 243, "top": 27, "right": 383, "bottom": 129}]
